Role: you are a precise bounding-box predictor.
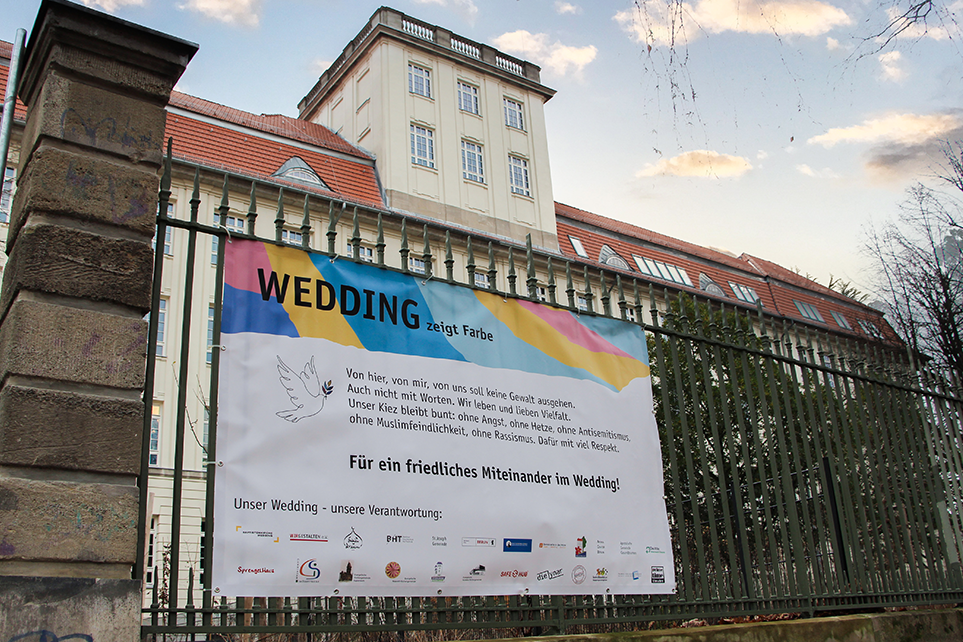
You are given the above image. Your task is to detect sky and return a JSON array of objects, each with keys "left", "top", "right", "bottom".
[{"left": 2, "top": 0, "right": 961, "bottom": 296}]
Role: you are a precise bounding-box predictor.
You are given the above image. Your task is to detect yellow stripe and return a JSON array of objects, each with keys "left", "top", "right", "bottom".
[
  {"left": 264, "top": 244, "right": 363, "bottom": 348},
  {"left": 475, "top": 291, "right": 649, "bottom": 390}
]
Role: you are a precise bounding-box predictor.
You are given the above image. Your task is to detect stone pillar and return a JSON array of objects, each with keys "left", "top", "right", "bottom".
[{"left": 0, "top": 0, "right": 195, "bottom": 639}]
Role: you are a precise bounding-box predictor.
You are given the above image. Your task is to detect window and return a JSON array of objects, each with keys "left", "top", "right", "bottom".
[
  {"left": 729, "top": 282, "right": 761, "bottom": 305},
  {"left": 858, "top": 319, "right": 884, "bottom": 339},
  {"left": 508, "top": 156, "right": 530, "bottom": 196},
  {"left": 410, "top": 125, "right": 435, "bottom": 168},
  {"left": 212, "top": 215, "right": 245, "bottom": 264},
  {"left": 793, "top": 299, "right": 825, "bottom": 323},
  {"left": 145, "top": 516, "right": 157, "bottom": 586},
  {"left": 536, "top": 286, "right": 547, "bottom": 302},
  {"left": 461, "top": 140, "right": 484, "bottom": 183},
  {"left": 632, "top": 255, "right": 693, "bottom": 287},
  {"left": 158, "top": 202, "right": 174, "bottom": 256},
  {"left": 458, "top": 81, "right": 479, "bottom": 115},
  {"left": 625, "top": 306, "right": 637, "bottom": 323},
  {"left": 271, "top": 157, "right": 327, "bottom": 189},
  {"left": 150, "top": 404, "right": 161, "bottom": 467},
  {"left": 0, "top": 166, "right": 15, "bottom": 223},
  {"left": 699, "top": 273, "right": 726, "bottom": 298},
  {"left": 203, "top": 408, "right": 210, "bottom": 454},
  {"left": 347, "top": 244, "right": 374, "bottom": 262},
  {"left": 207, "top": 305, "right": 215, "bottom": 364},
  {"left": 503, "top": 98, "right": 524, "bottom": 130},
  {"left": 408, "top": 63, "right": 431, "bottom": 98},
  {"left": 281, "top": 229, "right": 303, "bottom": 246},
  {"left": 156, "top": 298, "right": 167, "bottom": 357},
  {"left": 830, "top": 310, "right": 852, "bottom": 330},
  {"left": 599, "top": 245, "right": 630, "bottom": 270},
  {"left": 569, "top": 235, "right": 588, "bottom": 258},
  {"left": 577, "top": 295, "right": 588, "bottom": 312},
  {"left": 409, "top": 257, "right": 427, "bottom": 274},
  {"left": 474, "top": 272, "right": 490, "bottom": 288}
]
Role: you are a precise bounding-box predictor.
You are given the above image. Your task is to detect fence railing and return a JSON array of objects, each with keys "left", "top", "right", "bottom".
[{"left": 141, "top": 152, "right": 963, "bottom": 637}]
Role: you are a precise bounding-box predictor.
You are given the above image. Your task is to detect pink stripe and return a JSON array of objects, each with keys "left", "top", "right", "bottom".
[
  {"left": 225, "top": 239, "right": 272, "bottom": 292},
  {"left": 516, "top": 299, "right": 634, "bottom": 359}
]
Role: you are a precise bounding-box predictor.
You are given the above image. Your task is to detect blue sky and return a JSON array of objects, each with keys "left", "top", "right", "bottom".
[{"left": 3, "top": 0, "right": 961, "bottom": 295}]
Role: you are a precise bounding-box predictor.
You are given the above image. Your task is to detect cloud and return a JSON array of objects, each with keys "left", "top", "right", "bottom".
[
  {"left": 878, "top": 51, "right": 906, "bottom": 81},
  {"left": 614, "top": 0, "right": 851, "bottom": 48},
  {"left": 492, "top": 30, "right": 597, "bottom": 77},
  {"left": 179, "top": 0, "right": 260, "bottom": 26},
  {"left": 555, "top": 1, "right": 582, "bottom": 14},
  {"left": 808, "top": 111, "right": 963, "bottom": 180},
  {"left": 311, "top": 59, "right": 333, "bottom": 76},
  {"left": 636, "top": 150, "right": 753, "bottom": 177},
  {"left": 756, "top": 150, "right": 769, "bottom": 160},
  {"left": 413, "top": 0, "right": 479, "bottom": 25},
  {"left": 882, "top": 5, "right": 959, "bottom": 41},
  {"left": 796, "top": 164, "right": 839, "bottom": 178},
  {"left": 78, "top": 0, "right": 144, "bottom": 11}
]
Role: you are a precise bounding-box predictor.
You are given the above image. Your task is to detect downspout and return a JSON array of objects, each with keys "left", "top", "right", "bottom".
[{"left": 0, "top": 29, "right": 26, "bottom": 199}]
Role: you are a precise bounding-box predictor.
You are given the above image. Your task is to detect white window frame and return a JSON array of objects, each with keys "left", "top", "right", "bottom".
[
  {"left": 508, "top": 155, "right": 530, "bottom": 196},
  {"left": 632, "top": 255, "right": 693, "bottom": 287},
  {"left": 408, "top": 63, "right": 431, "bottom": 98},
  {"left": 347, "top": 244, "right": 374, "bottom": 263},
  {"left": 793, "top": 299, "right": 826, "bottom": 323},
  {"left": 569, "top": 236, "right": 588, "bottom": 258},
  {"left": 409, "top": 256, "right": 427, "bottom": 274},
  {"left": 1, "top": 166, "right": 15, "bottom": 223},
  {"left": 458, "top": 81, "right": 480, "bottom": 115},
  {"left": 161, "top": 202, "right": 175, "bottom": 256},
  {"left": 625, "top": 306, "right": 637, "bottom": 323},
  {"left": 536, "top": 285, "right": 548, "bottom": 302},
  {"left": 503, "top": 97, "right": 524, "bottom": 130},
  {"left": 145, "top": 516, "right": 158, "bottom": 586},
  {"left": 474, "top": 272, "right": 490, "bottom": 288},
  {"left": 410, "top": 124, "right": 435, "bottom": 168},
  {"left": 577, "top": 295, "right": 588, "bottom": 312},
  {"left": 281, "top": 228, "right": 304, "bottom": 246},
  {"left": 156, "top": 298, "right": 167, "bottom": 358},
  {"left": 729, "top": 282, "right": 760, "bottom": 305},
  {"left": 461, "top": 140, "right": 484, "bottom": 183},
  {"left": 212, "top": 214, "right": 245, "bottom": 264},
  {"left": 830, "top": 310, "right": 853, "bottom": 330},
  {"left": 206, "top": 305, "right": 215, "bottom": 364},
  {"left": 150, "top": 403, "right": 161, "bottom": 467}
]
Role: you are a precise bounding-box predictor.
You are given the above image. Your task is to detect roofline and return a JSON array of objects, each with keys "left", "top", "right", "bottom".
[
  {"left": 298, "top": 6, "right": 556, "bottom": 120},
  {"left": 166, "top": 105, "right": 375, "bottom": 168}
]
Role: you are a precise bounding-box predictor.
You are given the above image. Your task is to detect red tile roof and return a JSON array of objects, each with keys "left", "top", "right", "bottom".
[
  {"left": 165, "top": 94, "right": 384, "bottom": 209},
  {"left": 0, "top": 42, "right": 29, "bottom": 122},
  {"left": 556, "top": 201, "right": 898, "bottom": 342}
]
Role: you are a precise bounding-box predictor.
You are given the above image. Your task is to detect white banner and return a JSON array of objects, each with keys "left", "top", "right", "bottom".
[{"left": 212, "top": 239, "right": 675, "bottom": 597}]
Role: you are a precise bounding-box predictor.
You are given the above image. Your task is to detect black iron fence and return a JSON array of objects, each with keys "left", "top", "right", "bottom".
[{"left": 140, "top": 148, "right": 963, "bottom": 638}]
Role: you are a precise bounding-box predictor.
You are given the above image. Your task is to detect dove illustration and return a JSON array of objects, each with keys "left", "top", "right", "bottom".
[{"left": 276, "top": 355, "right": 332, "bottom": 422}]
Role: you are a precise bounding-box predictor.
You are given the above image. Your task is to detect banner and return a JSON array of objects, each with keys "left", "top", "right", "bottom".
[{"left": 212, "top": 239, "right": 675, "bottom": 597}]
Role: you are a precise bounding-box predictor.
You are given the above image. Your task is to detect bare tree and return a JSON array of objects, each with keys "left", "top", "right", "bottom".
[{"left": 865, "top": 178, "right": 963, "bottom": 381}]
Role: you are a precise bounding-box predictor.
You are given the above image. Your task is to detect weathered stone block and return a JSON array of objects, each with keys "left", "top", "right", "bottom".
[
  {"left": 0, "top": 223, "right": 153, "bottom": 319},
  {"left": 0, "top": 298, "right": 146, "bottom": 390},
  {"left": 0, "top": 384, "right": 143, "bottom": 474},
  {"left": 0, "top": 576, "right": 140, "bottom": 641},
  {"left": 19, "top": 0, "right": 197, "bottom": 108},
  {"left": 19, "top": 70, "right": 167, "bottom": 165},
  {"left": 7, "top": 144, "right": 158, "bottom": 248},
  {"left": 0, "top": 477, "right": 138, "bottom": 564}
]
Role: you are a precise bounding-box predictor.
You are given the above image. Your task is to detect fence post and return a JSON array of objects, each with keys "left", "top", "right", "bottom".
[{"left": 0, "top": 1, "right": 194, "bottom": 638}]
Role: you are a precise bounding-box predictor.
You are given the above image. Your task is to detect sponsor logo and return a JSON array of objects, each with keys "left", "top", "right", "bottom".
[
  {"left": 344, "top": 527, "right": 363, "bottom": 549},
  {"left": 387, "top": 534, "right": 414, "bottom": 544},
  {"left": 538, "top": 542, "right": 566, "bottom": 550},
  {"left": 633, "top": 570, "right": 640, "bottom": 580},
  {"left": 651, "top": 566, "right": 665, "bottom": 584},
  {"left": 503, "top": 538, "right": 532, "bottom": 553},
  {"left": 572, "top": 565, "right": 586, "bottom": 584},
  {"left": 470, "top": 565, "right": 486, "bottom": 576},
  {"left": 276, "top": 355, "right": 333, "bottom": 423},
  {"left": 620, "top": 541, "right": 637, "bottom": 555},
  {"left": 462, "top": 564, "right": 486, "bottom": 582},
  {"left": 385, "top": 561, "right": 401, "bottom": 579},
  {"left": 462, "top": 537, "right": 496, "bottom": 547},
  {"left": 500, "top": 569, "right": 529, "bottom": 578},
  {"left": 240, "top": 529, "right": 275, "bottom": 539},
  {"left": 536, "top": 568, "right": 564, "bottom": 582},
  {"left": 297, "top": 559, "right": 321, "bottom": 582},
  {"left": 432, "top": 536, "right": 448, "bottom": 547},
  {"left": 645, "top": 545, "right": 666, "bottom": 554},
  {"left": 237, "top": 566, "right": 274, "bottom": 575},
  {"left": 339, "top": 561, "right": 354, "bottom": 582},
  {"left": 431, "top": 562, "right": 446, "bottom": 582},
  {"left": 596, "top": 539, "right": 606, "bottom": 555},
  {"left": 575, "top": 536, "right": 587, "bottom": 558},
  {"left": 290, "top": 533, "right": 328, "bottom": 542},
  {"left": 593, "top": 567, "right": 609, "bottom": 582}
]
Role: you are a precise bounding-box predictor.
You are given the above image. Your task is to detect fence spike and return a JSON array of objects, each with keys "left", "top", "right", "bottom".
[
  {"left": 466, "top": 236, "right": 476, "bottom": 287},
  {"left": 246, "top": 181, "right": 258, "bottom": 235},
  {"left": 188, "top": 168, "right": 201, "bottom": 224},
  {"left": 351, "top": 206, "right": 361, "bottom": 259},
  {"left": 487, "top": 241, "right": 497, "bottom": 291},
  {"left": 526, "top": 233, "right": 538, "bottom": 299},
  {"left": 565, "top": 262, "right": 575, "bottom": 309},
  {"left": 400, "top": 218, "right": 410, "bottom": 273},
  {"left": 422, "top": 224, "right": 433, "bottom": 278},
  {"left": 582, "top": 266, "right": 594, "bottom": 314},
  {"left": 274, "top": 187, "right": 285, "bottom": 244},
  {"left": 327, "top": 202, "right": 345, "bottom": 255},
  {"left": 376, "top": 212, "right": 385, "bottom": 266},
  {"left": 600, "top": 270, "right": 611, "bottom": 317},
  {"left": 445, "top": 231, "right": 454, "bottom": 283},
  {"left": 547, "top": 256, "right": 557, "bottom": 305},
  {"left": 617, "top": 274, "right": 627, "bottom": 321},
  {"left": 301, "top": 195, "right": 312, "bottom": 249},
  {"left": 508, "top": 248, "right": 517, "bottom": 296}
]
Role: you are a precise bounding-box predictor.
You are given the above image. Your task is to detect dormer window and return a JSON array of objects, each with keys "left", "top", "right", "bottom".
[
  {"left": 632, "top": 254, "right": 693, "bottom": 287},
  {"left": 272, "top": 157, "right": 328, "bottom": 189},
  {"left": 569, "top": 235, "right": 588, "bottom": 258},
  {"left": 599, "top": 244, "right": 630, "bottom": 270},
  {"left": 699, "top": 273, "right": 726, "bottom": 298}
]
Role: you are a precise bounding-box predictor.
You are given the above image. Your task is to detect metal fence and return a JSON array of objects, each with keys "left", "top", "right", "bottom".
[{"left": 140, "top": 148, "right": 963, "bottom": 638}]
